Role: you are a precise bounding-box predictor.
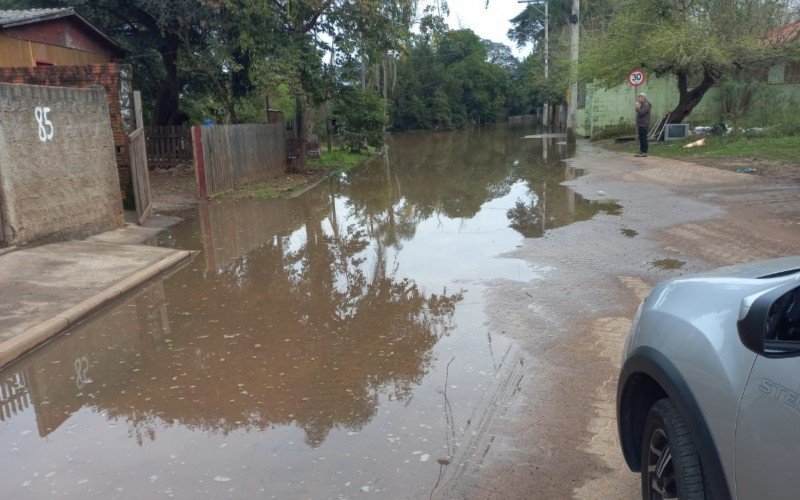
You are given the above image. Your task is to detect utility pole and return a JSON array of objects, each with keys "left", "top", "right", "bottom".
[
  {"left": 518, "top": 0, "right": 549, "bottom": 128},
  {"left": 567, "top": 0, "right": 580, "bottom": 143}
]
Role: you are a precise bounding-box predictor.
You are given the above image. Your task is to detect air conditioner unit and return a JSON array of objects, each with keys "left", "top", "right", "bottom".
[{"left": 663, "top": 123, "right": 690, "bottom": 141}]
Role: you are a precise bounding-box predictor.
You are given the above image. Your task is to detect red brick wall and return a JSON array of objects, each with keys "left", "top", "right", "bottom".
[{"left": 0, "top": 64, "right": 134, "bottom": 205}]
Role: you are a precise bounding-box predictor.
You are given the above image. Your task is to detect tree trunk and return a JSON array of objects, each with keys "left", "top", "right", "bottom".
[
  {"left": 125, "top": 7, "right": 183, "bottom": 126},
  {"left": 667, "top": 68, "right": 717, "bottom": 124},
  {"left": 382, "top": 57, "right": 388, "bottom": 132},
  {"left": 152, "top": 32, "right": 183, "bottom": 126},
  {"left": 361, "top": 56, "right": 366, "bottom": 90}
]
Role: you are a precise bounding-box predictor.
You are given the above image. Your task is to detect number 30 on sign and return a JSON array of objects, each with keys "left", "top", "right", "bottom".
[
  {"left": 35, "top": 106, "right": 54, "bottom": 142},
  {"left": 627, "top": 69, "right": 646, "bottom": 88}
]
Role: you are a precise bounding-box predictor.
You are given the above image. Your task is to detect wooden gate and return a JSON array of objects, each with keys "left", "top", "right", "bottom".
[
  {"left": 127, "top": 127, "right": 153, "bottom": 224},
  {"left": 146, "top": 126, "right": 192, "bottom": 169}
]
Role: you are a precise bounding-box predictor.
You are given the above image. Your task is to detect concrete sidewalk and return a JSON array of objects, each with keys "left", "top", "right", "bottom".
[{"left": 0, "top": 216, "right": 192, "bottom": 367}]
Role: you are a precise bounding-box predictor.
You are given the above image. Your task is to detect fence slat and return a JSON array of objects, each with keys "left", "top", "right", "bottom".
[
  {"left": 145, "top": 125, "right": 193, "bottom": 169},
  {"left": 195, "top": 123, "right": 287, "bottom": 199},
  {"left": 128, "top": 127, "right": 153, "bottom": 224}
]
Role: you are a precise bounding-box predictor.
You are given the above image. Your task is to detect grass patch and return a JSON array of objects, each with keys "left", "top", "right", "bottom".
[
  {"left": 647, "top": 135, "right": 799, "bottom": 163},
  {"left": 651, "top": 258, "right": 685, "bottom": 270},
  {"left": 599, "top": 134, "right": 799, "bottom": 181},
  {"left": 605, "top": 134, "right": 800, "bottom": 164},
  {"left": 213, "top": 148, "right": 376, "bottom": 201},
  {"left": 246, "top": 182, "right": 305, "bottom": 199},
  {"left": 212, "top": 147, "right": 377, "bottom": 201},
  {"left": 306, "top": 147, "right": 374, "bottom": 171},
  {"left": 213, "top": 174, "right": 318, "bottom": 201}
]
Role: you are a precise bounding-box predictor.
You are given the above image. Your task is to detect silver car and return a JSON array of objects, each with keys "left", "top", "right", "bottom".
[{"left": 617, "top": 256, "right": 800, "bottom": 499}]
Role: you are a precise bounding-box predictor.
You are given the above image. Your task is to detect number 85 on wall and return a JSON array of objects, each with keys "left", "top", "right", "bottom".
[{"left": 35, "top": 106, "right": 54, "bottom": 142}]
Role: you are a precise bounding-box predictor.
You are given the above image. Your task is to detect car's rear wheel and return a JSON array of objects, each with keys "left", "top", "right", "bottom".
[{"left": 641, "top": 398, "right": 708, "bottom": 500}]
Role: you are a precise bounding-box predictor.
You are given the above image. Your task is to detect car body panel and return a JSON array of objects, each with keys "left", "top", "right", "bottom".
[
  {"left": 618, "top": 347, "right": 734, "bottom": 498},
  {"left": 736, "top": 356, "right": 800, "bottom": 498},
  {"left": 620, "top": 257, "right": 800, "bottom": 499}
]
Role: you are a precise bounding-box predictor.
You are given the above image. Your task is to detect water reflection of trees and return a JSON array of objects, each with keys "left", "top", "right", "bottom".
[
  {"left": 127, "top": 192, "right": 461, "bottom": 446},
  {"left": 341, "top": 125, "right": 620, "bottom": 239},
  {"left": 4, "top": 186, "right": 463, "bottom": 449},
  {"left": 5, "top": 124, "right": 615, "bottom": 451}
]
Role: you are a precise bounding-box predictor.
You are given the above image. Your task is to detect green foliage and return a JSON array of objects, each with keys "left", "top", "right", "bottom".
[
  {"left": 579, "top": 0, "right": 791, "bottom": 120},
  {"left": 508, "top": 0, "right": 575, "bottom": 48},
  {"left": 335, "top": 87, "right": 387, "bottom": 152},
  {"left": 505, "top": 0, "right": 614, "bottom": 114},
  {"left": 390, "top": 29, "right": 516, "bottom": 131},
  {"left": 737, "top": 85, "right": 800, "bottom": 136}
]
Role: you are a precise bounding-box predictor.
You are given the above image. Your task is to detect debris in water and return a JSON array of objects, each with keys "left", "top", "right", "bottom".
[
  {"left": 420, "top": 454, "right": 430, "bottom": 462},
  {"left": 214, "top": 476, "right": 232, "bottom": 482}
]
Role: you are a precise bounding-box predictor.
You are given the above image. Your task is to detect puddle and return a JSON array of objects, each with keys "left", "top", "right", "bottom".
[
  {"left": 652, "top": 258, "right": 686, "bottom": 270},
  {"left": 0, "top": 124, "right": 614, "bottom": 498},
  {"left": 621, "top": 228, "right": 639, "bottom": 238}
]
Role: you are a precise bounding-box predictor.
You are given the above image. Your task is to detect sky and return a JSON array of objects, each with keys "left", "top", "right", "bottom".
[{"left": 443, "top": 0, "right": 532, "bottom": 59}]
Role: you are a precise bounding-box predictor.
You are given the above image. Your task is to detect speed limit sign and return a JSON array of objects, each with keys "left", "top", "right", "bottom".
[{"left": 627, "top": 68, "right": 646, "bottom": 88}]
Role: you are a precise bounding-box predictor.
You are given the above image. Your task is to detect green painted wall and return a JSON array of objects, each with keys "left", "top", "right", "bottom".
[
  {"left": 577, "top": 75, "right": 724, "bottom": 138},
  {"left": 742, "top": 80, "right": 800, "bottom": 123}
]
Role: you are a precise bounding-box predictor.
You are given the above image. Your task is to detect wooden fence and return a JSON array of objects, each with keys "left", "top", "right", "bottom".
[
  {"left": 127, "top": 127, "right": 153, "bottom": 224},
  {"left": 192, "top": 123, "right": 286, "bottom": 199},
  {"left": 146, "top": 126, "right": 192, "bottom": 169},
  {"left": 198, "top": 197, "right": 304, "bottom": 274}
]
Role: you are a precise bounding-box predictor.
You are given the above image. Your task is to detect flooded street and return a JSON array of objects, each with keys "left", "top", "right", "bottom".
[{"left": 0, "top": 125, "right": 621, "bottom": 499}]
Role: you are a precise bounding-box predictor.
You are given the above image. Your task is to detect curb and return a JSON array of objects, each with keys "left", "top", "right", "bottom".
[
  {"left": 289, "top": 170, "right": 339, "bottom": 199},
  {"left": 0, "top": 250, "right": 194, "bottom": 369}
]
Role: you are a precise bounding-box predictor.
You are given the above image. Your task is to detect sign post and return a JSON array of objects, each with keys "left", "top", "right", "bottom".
[{"left": 627, "top": 68, "right": 646, "bottom": 91}]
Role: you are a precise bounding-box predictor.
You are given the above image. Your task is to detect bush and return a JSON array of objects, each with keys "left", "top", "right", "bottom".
[
  {"left": 730, "top": 82, "right": 800, "bottom": 137},
  {"left": 334, "top": 87, "right": 387, "bottom": 153}
]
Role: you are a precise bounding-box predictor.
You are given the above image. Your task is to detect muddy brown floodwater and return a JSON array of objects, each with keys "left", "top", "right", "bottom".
[{"left": 0, "top": 125, "right": 620, "bottom": 499}]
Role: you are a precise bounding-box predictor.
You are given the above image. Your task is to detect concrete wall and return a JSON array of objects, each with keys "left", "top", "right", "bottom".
[
  {"left": 577, "top": 75, "right": 724, "bottom": 138},
  {"left": 0, "top": 64, "right": 135, "bottom": 206},
  {"left": 0, "top": 83, "right": 123, "bottom": 245}
]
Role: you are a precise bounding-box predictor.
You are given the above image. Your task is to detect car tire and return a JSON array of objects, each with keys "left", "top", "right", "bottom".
[{"left": 640, "top": 398, "right": 708, "bottom": 500}]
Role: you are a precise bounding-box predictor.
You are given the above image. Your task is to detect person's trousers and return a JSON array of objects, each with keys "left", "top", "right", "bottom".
[{"left": 637, "top": 125, "right": 649, "bottom": 153}]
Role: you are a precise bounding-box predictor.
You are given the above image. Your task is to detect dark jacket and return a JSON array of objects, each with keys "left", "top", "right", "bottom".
[{"left": 636, "top": 101, "right": 652, "bottom": 127}]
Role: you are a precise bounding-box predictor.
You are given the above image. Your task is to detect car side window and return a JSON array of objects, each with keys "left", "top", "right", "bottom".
[{"left": 766, "top": 287, "right": 800, "bottom": 342}]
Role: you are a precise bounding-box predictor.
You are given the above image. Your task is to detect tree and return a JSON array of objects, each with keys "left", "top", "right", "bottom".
[
  {"left": 482, "top": 39, "right": 519, "bottom": 74},
  {"left": 580, "top": 0, "right": 792, "bottom": 123},
  {"left": 334, "top": 86, "right": 387, "bottom": 152}
]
